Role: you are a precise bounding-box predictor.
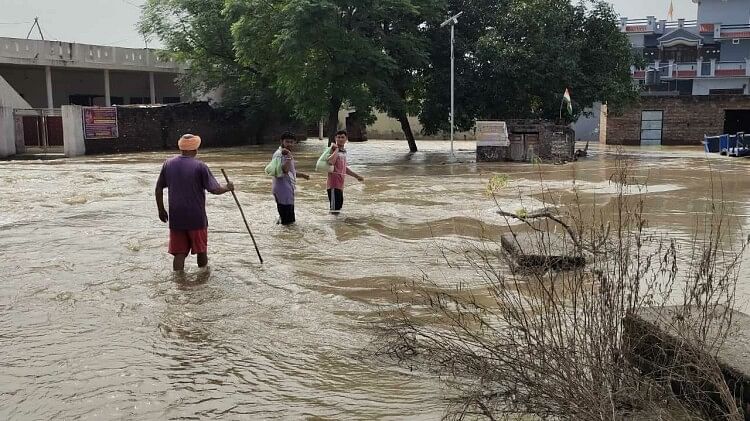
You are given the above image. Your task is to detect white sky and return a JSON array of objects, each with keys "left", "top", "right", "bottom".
[{"left": 0, "top": 0, "right": 699, "bottom": 48}]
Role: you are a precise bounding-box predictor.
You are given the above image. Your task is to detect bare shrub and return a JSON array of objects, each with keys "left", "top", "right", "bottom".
[{"left": 375, "top": 156, "right": 749, "bottom": 420}]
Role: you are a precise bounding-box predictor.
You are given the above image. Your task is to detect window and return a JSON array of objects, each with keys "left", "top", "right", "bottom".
[{"left": 641, "top": 110, "right": 663, "bottom": 146}]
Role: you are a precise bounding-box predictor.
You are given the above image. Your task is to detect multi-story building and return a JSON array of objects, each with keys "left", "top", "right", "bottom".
[{"left": 606, "top": 0, "right": 750, "bottom": 146}]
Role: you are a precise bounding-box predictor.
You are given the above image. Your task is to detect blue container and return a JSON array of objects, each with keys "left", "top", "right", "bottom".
[
  {"left": 720, "top": 134, "right": 730, "bottom": 152},
  {"left": 704, "top": 135, "right": 721, "bottom": 153}
]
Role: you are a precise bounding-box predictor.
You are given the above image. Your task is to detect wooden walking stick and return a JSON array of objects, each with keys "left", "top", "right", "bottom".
[{"left": 221, "top": 169, "right": 263, "bottom": 264}]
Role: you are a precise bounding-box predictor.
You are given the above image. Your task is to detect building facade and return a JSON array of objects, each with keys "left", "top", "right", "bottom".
[
  {"left": 0, "top": 36, "right": 184, "bottom": 155},
  {"left": 608, "top": 0, "right": 750, "bottom": 145},
  {"left": 0, "top": 37, "right": 183, "bottom": 109}
]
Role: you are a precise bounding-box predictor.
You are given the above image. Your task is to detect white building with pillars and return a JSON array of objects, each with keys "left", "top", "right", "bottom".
[
  {"left": 0, "top": 36, "right": 184, "bottom": 108},
  {"left": 0, "top": 36, "right": 184, "bottom": 156}
]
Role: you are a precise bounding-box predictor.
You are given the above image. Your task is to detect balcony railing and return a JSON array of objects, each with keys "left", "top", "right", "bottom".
[
  {"left": 620, "top": 17, "right": 698, "bottom": 34},
  {"left": 674, "top": 63, "right": 698, "bottom": 78},
  {"left": 632, "top": 60, "right": 750, "bottom": 80},
  {"left": 715, "top": 61, "right": 747, "bottom": 77},
  {"left": 621, "top": 17, "right": 750, "bottom": 41},
  {"left": 717, "top": 23, "right": 750, "bottom": 40}
]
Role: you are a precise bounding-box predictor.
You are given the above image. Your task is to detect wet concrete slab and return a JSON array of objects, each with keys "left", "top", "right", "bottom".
[
  {"left": 500, "top": 230, "right": 586, "bottom": 271},
  {"left": 625, "top": 305, "right": 750, "bottom": 419}
]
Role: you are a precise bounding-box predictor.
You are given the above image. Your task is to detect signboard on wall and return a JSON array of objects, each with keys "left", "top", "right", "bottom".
[
  {"left": 82, "top": 107, "right": 118, "bottom": 139},
  {"left": 476, "top": 121, "right": 509, "bottom": 146}
]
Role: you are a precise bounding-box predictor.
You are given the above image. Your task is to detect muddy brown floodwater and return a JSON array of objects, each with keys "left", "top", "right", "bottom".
[{"left": 1, "top": 139, "right": 749, "bottom": 419}]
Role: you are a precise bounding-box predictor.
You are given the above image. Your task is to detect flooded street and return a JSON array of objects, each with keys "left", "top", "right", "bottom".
[{"left": 1, "top": 139, "right": 749, "bottom": 419}]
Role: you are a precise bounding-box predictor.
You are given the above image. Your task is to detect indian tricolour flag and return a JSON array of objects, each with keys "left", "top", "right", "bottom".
[{"left": 563, "top": 88, "right": 572, "bottom": 114}]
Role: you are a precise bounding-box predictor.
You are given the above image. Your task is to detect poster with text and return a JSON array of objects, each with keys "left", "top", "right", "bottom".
[{"left": 83, "top": 107, "right": 119, "bottom": 140}]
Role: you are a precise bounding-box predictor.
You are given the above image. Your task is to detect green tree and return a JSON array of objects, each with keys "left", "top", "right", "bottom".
[
  {"left": 229, "top": 0, "right": 398, "bottom": 143},
  {"left": 419, "top": 0, "right": 637, "bottom": 133},
  {"left": 576, "top": 2, "right": 640, "bottom": 115},
  {"left": 139, "top": 0, "right": 289, "bottom": 128},
  {"left": 367, "top": 0, "right": 442, "bottom": 152},
  {"left": 419, "top": 0, "right": 504, "bottom": 135}
]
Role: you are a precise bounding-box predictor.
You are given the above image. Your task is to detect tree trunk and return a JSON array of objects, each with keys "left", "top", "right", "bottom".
[
  {"left": 397, "top": 111, "right": 418, "bottom": 152},
  {"left": 326, "top": 96, "right": 342, "bottom": 146}
]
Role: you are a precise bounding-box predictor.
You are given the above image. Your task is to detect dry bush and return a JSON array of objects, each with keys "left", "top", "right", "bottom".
[{"left": 375, "top": 156, "right": 749, "bottom": 420}]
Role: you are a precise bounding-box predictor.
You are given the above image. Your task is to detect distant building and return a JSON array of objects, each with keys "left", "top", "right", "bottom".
[
  {"left": 608, "top": 0, "right": 750, "bottom": 145},
  {"left": 0, "top": 36, "right": 184, "bottom": 153}
]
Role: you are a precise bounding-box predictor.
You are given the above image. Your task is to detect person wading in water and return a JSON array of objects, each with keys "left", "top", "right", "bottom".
[
  {"left": 326, "top": 130, "right": 364, "bottom": 214},
  {"left": 155, "top": 134, "right": 234, "bottom": 272}
]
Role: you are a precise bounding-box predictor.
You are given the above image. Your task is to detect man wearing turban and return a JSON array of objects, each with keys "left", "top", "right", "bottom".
[{"left": 155, "top": 134, "right": 234, "bottom": 272}]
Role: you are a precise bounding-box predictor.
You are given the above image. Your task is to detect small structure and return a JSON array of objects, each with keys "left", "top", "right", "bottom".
[
  {"left": 501, "top": 230, "right": 586, "bottom": 271},
  {"left": 625, "top": 305, "right": 750, "bottom": 419},
  {"left": 477, "top": 119, "right": 575, "bottom": 163}
]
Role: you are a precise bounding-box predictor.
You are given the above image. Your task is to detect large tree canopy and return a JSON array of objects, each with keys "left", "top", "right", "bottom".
[
  {"left": 419, "top": 0, "right": 638, "bottom": 134},
  {"left": 140, "top": 0, "right": 637, "bottom": 148},
  {"left": 227, "top": 0, "right": 441, "bottom": 148},
  {"left": 139, "top": 0, "right": 290, "bottom": 130}
]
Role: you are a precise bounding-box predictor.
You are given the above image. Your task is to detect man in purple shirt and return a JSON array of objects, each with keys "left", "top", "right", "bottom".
[{"left": 155, "top": 134, "right": 233, "bottom": 271}]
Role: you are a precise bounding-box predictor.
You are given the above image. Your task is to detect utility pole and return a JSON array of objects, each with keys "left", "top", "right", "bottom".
[{"left": 440, "top": 12, "right": 463, "bottom": 162}]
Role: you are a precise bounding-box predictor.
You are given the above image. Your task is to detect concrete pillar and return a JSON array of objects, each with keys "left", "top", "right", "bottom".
[
  {"left": 45, "top": 66, "right": 53, "bottom": 109},
  {"left": 668, "top": 60, "right": 675, "bottom": 77},
  {"left": 0, "top": 107, "right": 16, "bottom": 157},
  {"left": 149, "top": 72, "right": 156, "bottom": 104},
  {"left": 62, "top": 105, "right": 86, "bottom": 157},
  {"left": 599, "top": 103, "right": 608, "bottom": 145},
  {"left": 745, "top": 58, "right": 750, "bottom": 77},
  {"left": 697, "top": 58, "right": 703, "bottom": 76},
  {"left": 318, "top": 119, "right": 324, "bottom": 139},
  {"left": 711, "top": 59, "right": 717, "bottom": 77},
  {"left": 104, "top": 69, "right": 111, "bottom": 106}
]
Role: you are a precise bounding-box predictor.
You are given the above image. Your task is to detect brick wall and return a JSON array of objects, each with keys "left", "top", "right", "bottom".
[
  {"left": 507, "top": 119, "right": 575, "bottom": 162},
  {"left": 83, "top": 102, "right": 304, "bottom": 155},
  {"left": 607, "top": 95, "right": 750, "bottom": 146}
]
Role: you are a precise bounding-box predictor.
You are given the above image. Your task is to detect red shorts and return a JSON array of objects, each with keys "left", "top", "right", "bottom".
[{"left": 169, "top": 228, "right": 208, "bottom": 255}]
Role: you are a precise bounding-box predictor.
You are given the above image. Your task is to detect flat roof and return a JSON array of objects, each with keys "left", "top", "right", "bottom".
[{"left": 0, "top": 36, "right": 184, "bottom": 73}]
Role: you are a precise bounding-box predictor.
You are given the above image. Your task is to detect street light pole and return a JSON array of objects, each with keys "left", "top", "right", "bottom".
[
  {"left": 441, "top": 12, "right": 463, "bottom": 162},
  {"left": 450, "top": 22, "right": 455, "bottom": 160}
]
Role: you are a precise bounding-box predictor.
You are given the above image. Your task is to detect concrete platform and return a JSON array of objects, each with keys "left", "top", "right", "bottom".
[
  {"left": 625, "top": 305, "right": 750, "bottom": 419},
  {"left": 500, "top": 230, "right": 586, "bottom": 271}
]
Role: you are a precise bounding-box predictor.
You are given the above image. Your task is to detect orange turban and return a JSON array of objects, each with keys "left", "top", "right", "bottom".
[{"left": 178, "top": 134, "right": 201, "bottom": 151}]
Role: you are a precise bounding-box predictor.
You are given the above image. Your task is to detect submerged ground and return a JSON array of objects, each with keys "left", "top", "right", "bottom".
[{"left": 1, "top": 139, "right": 748, "bottom": 419}]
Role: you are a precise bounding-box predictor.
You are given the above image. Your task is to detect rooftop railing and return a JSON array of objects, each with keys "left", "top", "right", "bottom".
[{"left": 0, "top": 37, "right": 182, "bottom": 72}]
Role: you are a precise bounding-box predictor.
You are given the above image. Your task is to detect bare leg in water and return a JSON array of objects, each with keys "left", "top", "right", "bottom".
[
  {"left": 173, "top": 254, "right": 187, "bottom": 271},
  {"left": 197, "top": 253, "right": 208, "bottom": 268}
]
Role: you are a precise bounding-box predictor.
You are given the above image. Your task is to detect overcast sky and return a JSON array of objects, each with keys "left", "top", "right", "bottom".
[{"left": 0, "top": 0, "right": 699, "bottom": 48}]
